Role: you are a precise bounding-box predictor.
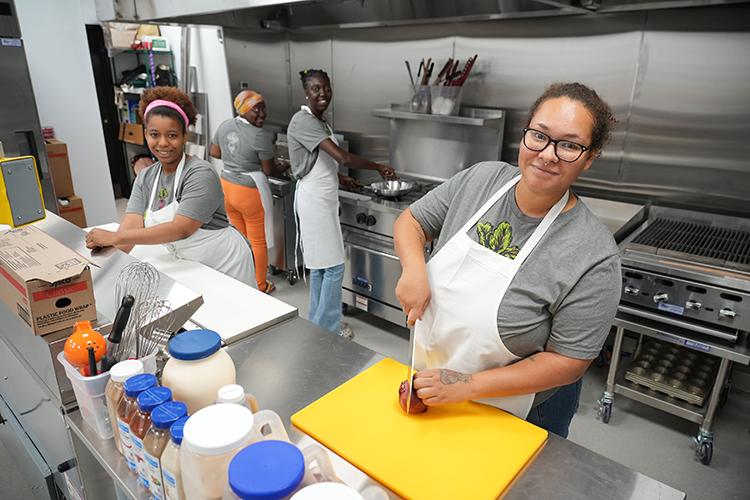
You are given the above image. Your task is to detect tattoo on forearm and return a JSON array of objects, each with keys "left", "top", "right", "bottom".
[
  {"left": 528, "top": 355, "right": 536, "bottom": 362},
  {"left": 439, "top": 370, "right": 473, "bottom": 385},
  {"left": 410, "top": 221, "right": 426, "bottom": 246}
]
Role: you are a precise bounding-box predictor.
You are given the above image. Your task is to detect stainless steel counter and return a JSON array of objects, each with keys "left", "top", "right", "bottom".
[{"left": 67, "top": 316, "right": 685, "bottom": 500}]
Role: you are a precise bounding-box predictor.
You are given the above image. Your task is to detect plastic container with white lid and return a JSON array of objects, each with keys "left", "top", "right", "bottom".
[
  {"left": 132, "top": 386, "right": 173, "bottom": 489},
  {"left": 162, "top": 330, "right": 236, "bottom": 415},
  {"left": 222, "top": 441, "right": 305, "bottom": 500},
  {"left": 117, "top": 373, "right": 158, "bottom": 473},
  {"left": 161, "top": 416, "right": 189, "bottom": 500},
  {"left": 144, "top": 401, "right": 188, "bottom": 500},
  {"left": 216, "top": 384, "right": 260, "bottom": 413},
  {"left": 106, "top": 359, "right": 144, "bottom": 453},
  {"left": 181, "top": 404, "right": 289, "bottom": 500}
]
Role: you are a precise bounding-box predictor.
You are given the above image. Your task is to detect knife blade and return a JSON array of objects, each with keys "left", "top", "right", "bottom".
[{"left": 406, "top": 322, "right": 416, "bottom": 414}]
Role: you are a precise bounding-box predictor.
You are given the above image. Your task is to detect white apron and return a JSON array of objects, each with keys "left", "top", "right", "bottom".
[
  {"left": 294, "top": 106, "right": 345, "bottom": 270},
  {"left": 414, "top": 175, "right": 569, "bottom": 419},
  {"left": 145, "top": 154, "right": 257, "bottom": 288},
  {"left": 235, "top": 116, "right": 275, "bottom": 249}
]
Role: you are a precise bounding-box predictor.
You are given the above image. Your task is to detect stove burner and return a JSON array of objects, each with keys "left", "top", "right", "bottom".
[{"left": 629, "top": 218, "right": 750, "bottom": 271}]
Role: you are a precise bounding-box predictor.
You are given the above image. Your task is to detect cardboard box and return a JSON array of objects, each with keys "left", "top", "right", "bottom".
[
  {"left": 119, "top": 122, "right": 145, "bottom": 145},
  {"left": 57, "top": 196, "right": 87, "bottom": 228},
  {"left": 44, "top": 139, "right": 75, "bottom": 198},
  {"left": 110, "top": 28, "right": 137, "bottom": 50},
  {"left": 0, "top": 226, "right": 96, "bottom": 336}
]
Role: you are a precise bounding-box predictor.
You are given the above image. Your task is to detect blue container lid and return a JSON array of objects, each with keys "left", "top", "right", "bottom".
[
  {"left": 169, "top": 416, "right": 189, "bottom": 445},
  {"left": 151, "top": 401, "right": 187, "bottom": 429},
  {"left": 137, "top": 386, "right": 173, "bottom": 413},
  {"left": 227, "top": 441, "right": 304, "bottom": 500},
  {"left": 123, "top": 373, "right": 157, "bottom": 398},
  {"left": 167, "top": 330, "right": 221, "bottom": 361}
]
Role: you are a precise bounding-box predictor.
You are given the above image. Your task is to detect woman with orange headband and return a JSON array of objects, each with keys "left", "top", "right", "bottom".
[
  {"left": 210, "top": 90, "right": 288, "bottom": 294},
  {"left": 86, "top": 87, "right": 257, "bottom": 288}
]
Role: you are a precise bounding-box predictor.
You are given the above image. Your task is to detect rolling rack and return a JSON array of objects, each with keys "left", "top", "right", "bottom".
[{"left": 598, "top": 307, "right": 750, "bottom": 465}]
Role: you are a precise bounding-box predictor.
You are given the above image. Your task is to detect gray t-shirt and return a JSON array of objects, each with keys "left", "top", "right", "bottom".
[
  {"left": 410, "top": 161, "right": 621, "bottom": 361},
  {"left": 126, "top": 155, "right": 230, "bottom": 230},
  {"left": 212, "top": 117, "right": 275, "bottom": 188},
  {"left": 287, "top": 107, "right": 331, "bottom": 180}
]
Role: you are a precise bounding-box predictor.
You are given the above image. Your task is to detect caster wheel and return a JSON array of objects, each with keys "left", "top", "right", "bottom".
[
  {"left": 342, "top": 303, "right": 349, "bottom": 316},
  {"left": 286, "top": 270, "right": 297, "bottom": 285},
  {"left": 598, "top": 402, "right": 612, "bottom": 424},
  {"left": 697, "top": 441, "right": 713, "bottom": 465}
]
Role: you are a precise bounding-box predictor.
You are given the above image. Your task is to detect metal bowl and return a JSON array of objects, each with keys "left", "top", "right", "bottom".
[{"left": 367, "top": 180, "right": 414, "bottom": 197}]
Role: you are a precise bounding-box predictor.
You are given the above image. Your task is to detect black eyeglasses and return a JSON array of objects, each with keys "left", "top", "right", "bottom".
[{"left": 522, "top": 128, "right": 590, "bottom": 163}]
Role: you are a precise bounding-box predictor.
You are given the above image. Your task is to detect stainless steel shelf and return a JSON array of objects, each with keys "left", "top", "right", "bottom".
[
  {"left": 614, "top": 309, "right": 750, "bottom": 364},
  {"left": 612, "top": 360, "right": 708, "bottom": 425},
  {"left": 371, "top": 107, "right": 504, "bottom": 127}
]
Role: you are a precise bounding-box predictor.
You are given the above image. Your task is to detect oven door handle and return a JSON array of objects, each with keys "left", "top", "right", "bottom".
[
  {"left": 345, "top": 242, "right": 400, "bottom": 261},
  {"left": 617, "top": 304, "right": 738, "bottom": 342}
]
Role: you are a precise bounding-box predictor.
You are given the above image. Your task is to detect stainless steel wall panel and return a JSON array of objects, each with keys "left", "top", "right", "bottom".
[
  {"left": 619, "top": 27, "right": 750, "bottom": 215},
  {"left": 289, "top": 32, "right": 333, "bottom": 118},
  {"left": 224, "top": 29, "right": 292, "bottom": 126}
]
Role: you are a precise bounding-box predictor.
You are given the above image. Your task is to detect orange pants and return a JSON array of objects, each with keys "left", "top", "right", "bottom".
[{"left": 221, "top": 179, "right": 267, "bottom": 290}]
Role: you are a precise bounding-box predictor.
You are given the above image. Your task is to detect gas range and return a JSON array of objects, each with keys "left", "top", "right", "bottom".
[{"left": 618, "top": 206, "right": 750, "bottom": 341}]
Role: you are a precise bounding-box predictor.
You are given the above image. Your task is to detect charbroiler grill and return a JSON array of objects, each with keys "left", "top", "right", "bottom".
[{"left": 599, "top": 205, "right": 750, "bottom": 465}]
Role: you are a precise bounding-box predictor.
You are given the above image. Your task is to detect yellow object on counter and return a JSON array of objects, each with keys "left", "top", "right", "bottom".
[{"left": 291, "top": 358, "right": 548, "bottom": 500}]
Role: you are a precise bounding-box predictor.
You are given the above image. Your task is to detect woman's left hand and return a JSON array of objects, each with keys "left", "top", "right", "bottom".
[
  {"left": 377, "top": 164, "right": 397, "bottom": 179},
  {"left": 338, "top": 174, "right": 362, "bottom": 191},
  {"left": 412, "top": 368, "right": 475, "bottom": 406},
  {"left": 85, "top": 228, "right": 118, "bottom": 249}
]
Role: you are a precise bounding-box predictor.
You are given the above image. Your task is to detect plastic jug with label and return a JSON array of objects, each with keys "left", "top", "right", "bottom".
[
  {"left": 216, "top": 384, "right": 259, "bottom": 413},
  {"left": 161, "top": 416, "right": 189, "bottom": 500},
  {"left": 144, "top": 401, "right": 188, "bottom": 500},
  {"left": 132, "top": 386, "right": 173, "bottom": 490},
  {"left": 180, "top": 404, "right": 289, "bottom": 500},
  {"left": 162, "top": 330, "right": 236, "bottom": 415},
  {"left": 105, "top": 359, "right": 144, "bottom": 454},
  {"left": 116, "top": 373, "right": 157, "bottom": 474}
]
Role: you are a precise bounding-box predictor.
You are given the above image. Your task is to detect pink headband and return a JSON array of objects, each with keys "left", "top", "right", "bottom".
[{"left": 144, "top": 99, "right": 189, "bottom": 130}]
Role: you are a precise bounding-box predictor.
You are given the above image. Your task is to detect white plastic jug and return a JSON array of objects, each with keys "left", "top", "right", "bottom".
[
  {"left": 215, "top": 384, "right": 260, "bottom": 413},
  {"left": 180, "top": 404, "right": 288, "bottom": 500}
]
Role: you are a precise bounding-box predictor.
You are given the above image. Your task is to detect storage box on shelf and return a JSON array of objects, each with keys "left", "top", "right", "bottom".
[{"left": 57, "top": 195, "right": 87, "bottom": 228}]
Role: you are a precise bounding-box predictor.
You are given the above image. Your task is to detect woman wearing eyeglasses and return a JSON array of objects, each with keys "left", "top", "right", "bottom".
[
  {"left": 210, "top": 90, "right": 288, "bottom": 294},
  {"left": 394, "top": 82, "right": 621, "bottom": 438}
]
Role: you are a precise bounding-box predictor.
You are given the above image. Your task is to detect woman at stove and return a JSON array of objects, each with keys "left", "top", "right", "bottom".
[
  {"left": 287, "top": 69, "right": 396, "bottom": 337},
  {"left": 86, "top": 87, "right": 257, "bottom": 288},
  {"left": 394, "top": 82, "right": 621, "bottom": 437}
]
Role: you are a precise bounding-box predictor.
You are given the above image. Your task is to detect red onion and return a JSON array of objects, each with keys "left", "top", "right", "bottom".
[{"left": 398, "top": 375, "right": 428, "bottom": 413}]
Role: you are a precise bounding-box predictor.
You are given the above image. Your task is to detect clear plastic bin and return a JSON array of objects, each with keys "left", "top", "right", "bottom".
[
  {"left": 430, "top": 85, "right": 463, "bottom": 116},
  {"left": 408, "top": 85, "right": 432, "bottom": 114},
  {"left": 57, "top": 351, "right": 113, "bottom": 439}
]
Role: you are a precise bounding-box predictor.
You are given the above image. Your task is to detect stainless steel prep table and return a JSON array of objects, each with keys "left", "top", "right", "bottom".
[{"left": 67, "top": 316, "right": 685, "bottom": 500}]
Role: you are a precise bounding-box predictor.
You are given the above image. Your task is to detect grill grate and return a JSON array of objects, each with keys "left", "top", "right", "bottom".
[{"left": 630, "top": 218, "right": 750, "bottom": 269}]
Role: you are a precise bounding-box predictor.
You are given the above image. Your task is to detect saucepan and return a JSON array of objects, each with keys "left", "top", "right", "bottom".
[{"left": 363, "top": 180, "right": 414, "bottom": 197}]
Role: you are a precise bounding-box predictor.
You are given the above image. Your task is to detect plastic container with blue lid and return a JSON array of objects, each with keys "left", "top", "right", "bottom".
[
  {"left": 124, "top": 373, "right": 158, "bottom": 398},
  {"left": 225, "top": 441, "right": 305, "bottom": 500},
  {"left": 143, "top": 402, "right": 188, "bottom": 500},
  {"left": 161, "top": 416, "right": 190, "bottom": 500},
  {"left": 137, "top": 386, "right": 173, "bottom": 412},
  {"left": 132, "top": 386, "right": 172, "bottom": 490},
  {"left": 161, "top": 330, "right": 236, "bottom": 415}
]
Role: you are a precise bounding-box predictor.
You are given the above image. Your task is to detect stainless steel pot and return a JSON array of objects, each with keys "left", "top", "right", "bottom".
[{"left": 364, "top": 180, "right": 414, "bottom": 197}]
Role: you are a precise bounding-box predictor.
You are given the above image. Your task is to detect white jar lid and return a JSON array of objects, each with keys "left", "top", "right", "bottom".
[
  {"left": 109, "top": 359, "right": 144, "bottom": 382},
  {"left": 216, "top": 384, "right": 245, "bottom": 405},
  {"left": 183, "top": 404, "right": 254, "bottom": 456},
  {"left": 290, "top": 482, "right": 365, "bottom": 500}
]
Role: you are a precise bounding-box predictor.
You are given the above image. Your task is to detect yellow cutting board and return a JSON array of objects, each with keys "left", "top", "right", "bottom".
[{"left": 291, "top": 358, "right": 548, "bottom": 500}]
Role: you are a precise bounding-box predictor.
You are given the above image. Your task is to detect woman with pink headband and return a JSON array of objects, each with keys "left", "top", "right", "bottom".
[
  {"left": 86, "top": 87, "right": 257, "bottom": 288},
  {"left": 210, "top": 90, "right": 289, "bottom": 294}
]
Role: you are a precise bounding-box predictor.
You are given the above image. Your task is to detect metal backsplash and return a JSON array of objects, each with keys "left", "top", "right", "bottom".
[{"left": 223, "top": 4, "right": 750, "bottom": 217}]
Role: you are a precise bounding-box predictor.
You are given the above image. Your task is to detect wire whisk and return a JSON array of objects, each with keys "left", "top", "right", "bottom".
[
  {"left": 119, "top": 298, "right": 174, "bottom": 360},
  {"left": 114, "top": 262, "right": 160, "bottom": 361}
]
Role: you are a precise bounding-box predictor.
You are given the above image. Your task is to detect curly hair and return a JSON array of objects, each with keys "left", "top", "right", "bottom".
[
  {"left": 526, "top": 82, "right": 617, "bottom": 156},
  {"left": 139, "top": 87, "right": 197, "bottom": 131},
  {"left": 299, "top": 69, "right": 329, "bottom": 90}
]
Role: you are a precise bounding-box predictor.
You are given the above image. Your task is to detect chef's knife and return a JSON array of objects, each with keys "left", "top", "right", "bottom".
[
  {"left": 101, "top": 295, "right": 134, "bottom": 371},
  {"left": 406, "top": 322, "right": 416, "bottom": 414}
]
